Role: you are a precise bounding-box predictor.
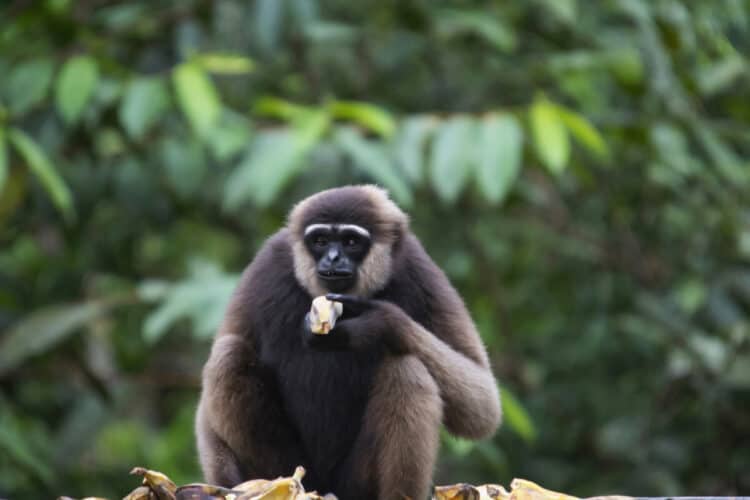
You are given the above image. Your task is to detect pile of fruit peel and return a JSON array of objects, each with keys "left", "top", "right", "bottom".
[{"left": 58, "top": 466, "right": 635, "bottom": 500}]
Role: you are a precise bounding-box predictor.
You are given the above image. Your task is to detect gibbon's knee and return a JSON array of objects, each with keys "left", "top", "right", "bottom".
[
  {"left": 367, "top": 355, "right": 442, "bottom": 500},
  {"left": 195, "top": 403, "right": 243, "bottom": 487},
  {"left": 200, "top": 334, "right": 273, "bottom": 448}
]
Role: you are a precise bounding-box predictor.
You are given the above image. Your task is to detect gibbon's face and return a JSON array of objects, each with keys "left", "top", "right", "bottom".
[{"left": 303, "top": 223, "right": 372, "bottom": 293}]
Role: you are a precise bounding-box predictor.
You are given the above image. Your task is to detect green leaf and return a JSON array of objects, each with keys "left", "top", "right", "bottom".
[
  {"left": 160, "top": 137, "right": 206, "bottom": 199},
  {"left": 140, "top": 261, "right": 238, "bottom": 342},
  {"left": 292, "top": 109, "right": 331, "bottom": 151},
  {"left": 434, "top": 9, "right": 517, "bottom": 52},
  {"left": 475, "top": 113, "right": 523, "bottom": 204},
  {"left": 500, "top": 387, "right": 537, "bottom": 443},
  {"left": 540, "top": 0, "right": 577, "bottom": 24},
  {"left": 302, "top": 21, "right": 357, "bottom": 43},
  {"left": 328, "top": 100, "right": 396, "bottom": 138},
  {"left": 608, "top": 48, "right": 644, "bottom": 86},
  {"left": 207, "top": 111, "right": 252, "bottom": 162},
  {"left": 696, "top": 55, "right": 745, "bottom": 97},
  {"left": 335, "top": 127, "right": 413, "bottom": 207},
  {"left": 4, "top": 58, "right": 55, "bottom": 115},
  {"left": 8, "top": 128, "right": 75, "bottom": 222},
  {"left": 254, "top": 96, "right": 310, "bottom": 120},
  {"left": 429, "top": 116, "right": 475, "bottom": 204},
  {"left": 0, "top": 127, "right": 7, "bottom": 194},
  {"left": 530, "top": 97, "right": 570, "bottom": 174},
  {"left": 556, "top": 105, "right": 609, "bottom": 159},
  {"left": 224, "top": 131, "right": 300, "bottom": 210},
  {"left": 693, "top": 126, "right": 748, "bottom": 187},
  {"left": 172, "top": 62, "right": 222, "bottom": 139},
  {"left": 195, "top": 52, "right": 255, "bottom": 75},
  {"left": 0, "top": 301, "right": 109, "bottom": 376},
  {"left": 52, "top": 395, "right": 108, "bottom": 466},
  {"left": 394, "top": 116, "right": 436, "bottom": 185},
  {"left": 224, "top": 110, "right": 329, "bottom": 210},
  {"left": 0, "top": 404, "right": 55, "bottom": 484},
  {"left": 55, "top": 55, "right": 99, "bottom": 125},
  {"left": 119, "top": 76, "right": 170, "bottom": 140},
  {"left": 0, "top": 167, "right": 25, "bottom": 224}
]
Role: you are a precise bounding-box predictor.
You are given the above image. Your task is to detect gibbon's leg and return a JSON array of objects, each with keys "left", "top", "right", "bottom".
[
  {"left": 335, "top": 355, "right": 443, "bottom": 500},
  {"left": 197, "top": 334, "right": 310, "bottom": 487},
  {"left": 195, "top": 403, "right": 244, "bottom": 486}
]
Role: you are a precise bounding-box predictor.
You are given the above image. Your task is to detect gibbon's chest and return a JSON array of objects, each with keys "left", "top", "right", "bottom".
[{"left": 269, "top": 327, "right": 382, "bottom": 486}]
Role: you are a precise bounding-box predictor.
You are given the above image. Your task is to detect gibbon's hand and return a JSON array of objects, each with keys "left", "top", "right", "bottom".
[
  {"left": 325, "top": 293, "right": 374, "bottom": 318},
  {"left": 326, "top": 294, "right": 410, "bottom": 353},
  {"left": 303, "top": 311, "right": 348, "bottom": 351}
]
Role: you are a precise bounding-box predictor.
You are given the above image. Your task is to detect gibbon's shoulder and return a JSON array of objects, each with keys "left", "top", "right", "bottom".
[
  {"left": 247, "top": 229, "right": 294, "bottom": 268},
  {"left": 236, "top": 229, "right": 300, "bottom": 302}
]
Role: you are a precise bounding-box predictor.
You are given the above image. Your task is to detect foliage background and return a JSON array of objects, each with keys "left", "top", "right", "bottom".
[{"left": 1, "top": 0, "right": 749, "bottom": 498}]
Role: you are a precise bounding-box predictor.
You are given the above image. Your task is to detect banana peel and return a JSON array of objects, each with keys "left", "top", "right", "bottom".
[
  {"left": 308, "top": 296, "right": 343, "bottom": 335},
  {"left": 130, "top": 467, "right": 177, "bottom": 500},
  {"left": 123, "top": 467, "right": 336, "bottom": 500},
  {"left": 123, "top": 486, "right": 156, "bottom": 500},
  {"left": 434, "top": 479, "right": 632, "bottom": 500},
  {"left": 508, "top": 478, "right": 630, "bottom": 500},
  {"left": 69, "top": 464, "right": 636, "bottom": 500},
  {"left": 433, "top": 483, "right": 480, "bottom": 500},
  {"left": 58, "top": 497, "right": 111, "bottom": 500},
  {"left": 232, "top": 479, "right": 273, "bottom": 497},
  {"left": 477, "top": 484, "right": 510, "bottom": 500},
  {"left": 236, "top": 466, "right": 306, "bottom": 500},
  {"left": 120, "top": 466, "right": 328, "bottom": 500},
  {"left": 509, "top": 479, "right": 576, "bottom": 500},
  {"left": 175, "top": 483, "right": 239, "bottom": 499}
]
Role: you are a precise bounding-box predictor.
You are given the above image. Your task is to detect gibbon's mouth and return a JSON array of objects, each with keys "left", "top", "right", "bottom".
[{"left": 318, "top": 270, "right": 354, "bottom": 281}]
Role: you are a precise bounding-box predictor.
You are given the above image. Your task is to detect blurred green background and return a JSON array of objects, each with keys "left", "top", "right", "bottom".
[{"left": 1, "top": 0, "right": 750, "bottom": 498}]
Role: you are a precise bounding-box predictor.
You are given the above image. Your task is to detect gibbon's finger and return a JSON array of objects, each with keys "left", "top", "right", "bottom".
[
  {"left": 325, "top": 293, "right": 365, "bottom": 305},
  {"left": 326, "top": 293, "right": 374, "bottom": 318},
  {"left": 325, "top": 293, "right": 372, "bottom": 314}
]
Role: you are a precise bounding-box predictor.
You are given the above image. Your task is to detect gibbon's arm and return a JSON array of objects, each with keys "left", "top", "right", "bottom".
[
  {"left": 392, "top": 303, "right": 501, "bottom": 440},
  {"left": 397, "top": 237, "right": 502, "bottom": 439},
  {"left": 331, "top": 236, "right": 502, "bottom": 440},
  {"left": 198, "top": 232, "right": 309, "bottom": 484}
]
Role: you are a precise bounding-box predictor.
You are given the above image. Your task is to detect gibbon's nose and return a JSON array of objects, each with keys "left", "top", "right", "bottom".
[{"left": 327, "top": 247, "right": 341, "bottom": 262}]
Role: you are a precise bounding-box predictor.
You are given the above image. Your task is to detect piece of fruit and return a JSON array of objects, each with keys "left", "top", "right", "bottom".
[
  {"left": 477, "top": 484, "right": 510, "bottom": 500},
  {"left": 509, "top": 479, "right": 578, "bottom": 500},
  {"left": 433, "top": 483, "right": 480, "bottom": 500},
  {"left": 130, "top": 467, "right": 177, "bottom": 500},
  {"left": 308, "top": 296, "right": 343, "bottom": 335},
  {"left": 176, "top": 483, "right": 239, "bottom": 499},
  {"left": 123, "top": 485, "right": 157, "bottom": 500},
  {"left": 235, "top": 467, "right": 306, "bottom": 500},
  {"left": 232, "top": 479, "right": 272, "bottom": 496}
]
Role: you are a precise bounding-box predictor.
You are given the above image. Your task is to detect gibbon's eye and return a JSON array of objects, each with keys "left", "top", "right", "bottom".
[
  {"left": 344, "top": 235, "right": 359, "bottom": 248},
  {"left": 314, "top": 236, "right": 328, "bottom": 247}
]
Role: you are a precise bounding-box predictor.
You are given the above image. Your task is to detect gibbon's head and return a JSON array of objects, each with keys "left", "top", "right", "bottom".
[{"left": 288, "top": 185, "right": 409, "bottom": 297}]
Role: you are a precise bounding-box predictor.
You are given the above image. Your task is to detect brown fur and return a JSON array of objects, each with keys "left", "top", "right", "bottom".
[
  {"left": 367, "top": 356, "right": 442, "bottom": 499},
  {"left": 394, "top": 234, "right": 502, "bottom": 438},
  {"left": 197, "top": 333, "right": 307, "bottom": 483},
  {"left": 196, "top": 186, "right": 500, "bottom": 500}
]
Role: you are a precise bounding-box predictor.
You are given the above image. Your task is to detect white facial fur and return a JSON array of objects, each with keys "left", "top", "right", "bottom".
[{"left": 304, "top": 223, "right": 371, "bottom": 239}]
